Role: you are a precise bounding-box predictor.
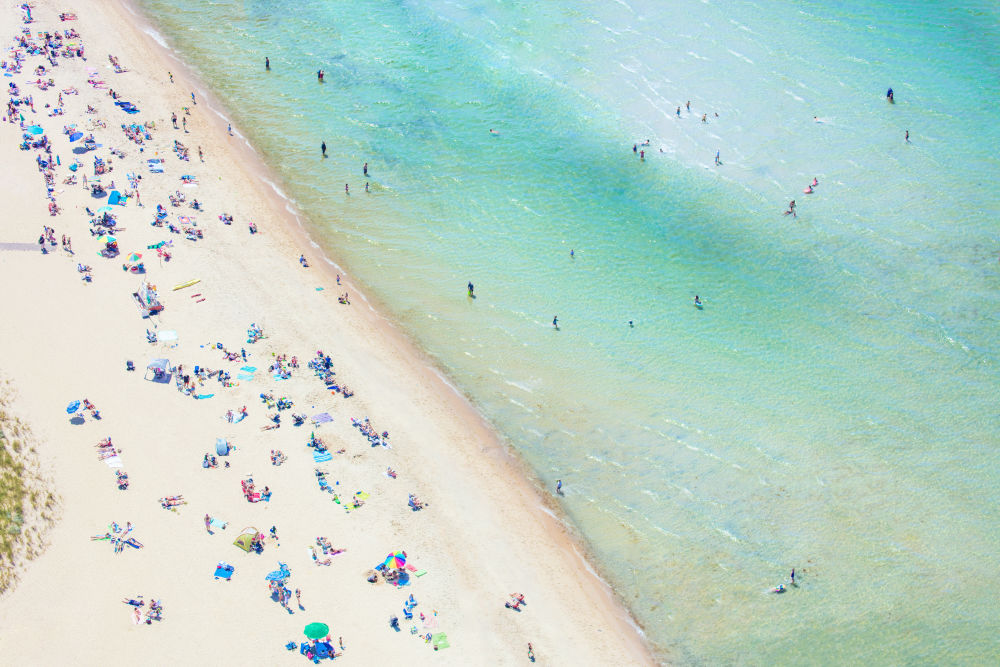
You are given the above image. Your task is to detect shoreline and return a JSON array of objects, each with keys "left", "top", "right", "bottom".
[
  {"left": 0, "top": 0, "right": 655, "bottom": 663},
  {"left": 118, "top": 0, "right": 645, "bottom": 636}
]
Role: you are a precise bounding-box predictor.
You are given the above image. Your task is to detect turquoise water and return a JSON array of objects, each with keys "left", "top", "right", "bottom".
[{"left": 135, "top": 1, "right": 1000, "bottom": 662}]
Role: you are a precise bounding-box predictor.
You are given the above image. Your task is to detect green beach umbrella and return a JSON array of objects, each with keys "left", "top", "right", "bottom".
[{"left": 303, "top": 622, "right": 329, "bottom": 640}]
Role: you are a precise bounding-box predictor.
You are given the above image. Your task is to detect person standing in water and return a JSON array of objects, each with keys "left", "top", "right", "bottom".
[
  {"left": 886, "top": 87, "right": 894, "bottom": 103},
  {"left": 345, "top": 183, "right": 349, "bottom": 194},
  {"left": 905, "top": 129, "right": 910, "bottom": 143},
  {"left": 317, "top": 69, "right": 324, "bottom": 82},
  {"left": 467, "top": 281, "right": 474, "bottom": 297},
  {"left": 321, "top": 141, "right": 327, "bottom": 157},
  {"left": 265, "top": 57, "right": 270, "bottom": 70},
  {"left": 556, "top": 480, "right": 562, "bottom": 494},
  {"left": 715, "top": 150, "right": 721, "bottom": 166},
  {"left": 552, "top": 315, "right": 559, "bottom": 329},
  {"left": 363, "top": 162, "right": 368, "bottom": 176},
  {"left": 570, "top": 249, "right": 574, "bottom": 259}
]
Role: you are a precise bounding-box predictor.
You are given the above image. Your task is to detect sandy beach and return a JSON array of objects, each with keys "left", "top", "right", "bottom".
[{"left": 0, "top": 1, "right": 652, "bottom": 664}]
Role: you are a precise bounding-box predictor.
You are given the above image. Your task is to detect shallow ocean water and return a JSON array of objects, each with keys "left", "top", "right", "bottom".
[{"left": 136, "top": 0, "right": 1000, "bottom": 662}]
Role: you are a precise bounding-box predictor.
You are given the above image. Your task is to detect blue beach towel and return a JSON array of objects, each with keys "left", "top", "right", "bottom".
[
  {"left": 313, "top": 451, "right": 332, "bottom": 463},
  {"left": 195, "top": 393, "right": 215, "bottom": 400},
  {"left": 214, "top": 566, "right": 234, "bottom": 580},
  {"left": 237, "top": 373, "right": 254, "bottom": 382},
  {"left": 240, "top": 366, "right": 257, "bottom": 373}
]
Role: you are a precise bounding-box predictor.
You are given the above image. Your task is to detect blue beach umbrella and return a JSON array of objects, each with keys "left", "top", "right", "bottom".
[
  {"left": 265, "top": 569, "right": 288, "bottom": 581},
  {"left": 66, "top": 400, "right": 81, "bottom": 414},
  {"left": 69, "top": 131, "right": 84, "bottom": 142}
]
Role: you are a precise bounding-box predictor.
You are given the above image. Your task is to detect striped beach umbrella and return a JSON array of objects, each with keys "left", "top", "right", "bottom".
[{"left": 383, "top": 550, "right": 406, "bottom": 569}]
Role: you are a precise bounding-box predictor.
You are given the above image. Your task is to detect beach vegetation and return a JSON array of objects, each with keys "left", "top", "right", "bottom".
[{"left": 0, "top": 379, "right": 59, "bottom": 593}]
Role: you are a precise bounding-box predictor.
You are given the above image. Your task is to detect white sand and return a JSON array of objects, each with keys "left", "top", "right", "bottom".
[{"left": 0, "top": 1, "right": 653, "bottom": 664}]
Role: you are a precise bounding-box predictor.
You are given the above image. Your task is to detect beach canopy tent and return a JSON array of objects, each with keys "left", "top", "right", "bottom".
[
  {"left": 144, "top": 358, "right": 171, "bottom": 382},
  {"left": 215, "top": 438, "right": 230, "bottom": 456},
  {"left": 233, "top": 527, "right": 260, "bottom": 553}
]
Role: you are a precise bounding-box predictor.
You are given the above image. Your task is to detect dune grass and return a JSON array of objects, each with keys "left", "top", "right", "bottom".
[{"left": 0, "top": 379, "right": 58, "bottom": 594}]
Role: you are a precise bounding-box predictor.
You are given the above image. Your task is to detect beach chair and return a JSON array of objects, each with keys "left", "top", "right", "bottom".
[{"left": 403, "top": 606, "right": 413, "bottom": 621}]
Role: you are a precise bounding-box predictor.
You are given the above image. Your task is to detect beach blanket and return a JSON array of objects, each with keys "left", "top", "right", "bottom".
[
  {"left": 432, "top": 633, "right": 449, "bottom": 650},
  {"left": 214, "top": 565, "right": 234, "bottom": 580},
  {"left": 313, "top": 451, "right": 332, "bottom": 463},
  {"left": 210, "top": 518, "right": 227, "bottom": 530},
  {"left": 104, "top": 455, "right": 123, "bottom": 468},
  {"left": 147, "top": 159, "right": 164, "bottom": 173},
  {"left": 312, "top": 412, "right": 333, "bottom": 424}
]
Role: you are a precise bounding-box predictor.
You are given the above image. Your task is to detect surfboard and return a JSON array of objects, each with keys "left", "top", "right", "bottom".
[{"left": 173, "top": 278, "right": 200, "bottom": 291}]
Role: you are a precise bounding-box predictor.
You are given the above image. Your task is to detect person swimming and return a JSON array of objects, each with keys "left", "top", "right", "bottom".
[
  {"left": 694, "top": 295, "right": 703, "bottom": 308},
  {"left": 886, "top": 87, "right": 894, "bottom": 103}
]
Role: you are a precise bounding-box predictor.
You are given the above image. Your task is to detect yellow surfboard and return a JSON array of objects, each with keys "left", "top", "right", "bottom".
[{"left": 173, "top": 279, "right": 200, "bottom": 291}]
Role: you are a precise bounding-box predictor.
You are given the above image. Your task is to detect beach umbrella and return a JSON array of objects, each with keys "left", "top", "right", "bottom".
[
  {"left": 69, "top": 131, "right": 83, "bottom": 142},
  {"left": 95, "top": 206, "right": 113, "bottom": 214},
  {"left": 96, "top": 235, "right": 116, "bottom": 244},
  {"left": 264, "top": 568, "right": 288, "bottom": 582},
  {"left": 383, "top": 550, "right": 407, "bottom": 569},
  {"left": 303, "top": 622, "right": 329, "bottom": 640},
  {"left": 127, "top": 253, "right": 143, "bottom": 263},
  {"left": 66, "top": 400, "right": 81, "bottom": 414},
  {"left": 27, "top": 125, "right": 43, "bottom": 134}
]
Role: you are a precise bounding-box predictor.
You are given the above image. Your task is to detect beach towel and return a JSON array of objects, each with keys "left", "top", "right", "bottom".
[
  {"left": 104, "top": 456, "right": 123, "bottom": 468},
  {"left": 195, "top": 393, "right": 215, "bottom": 400},
  {"left": 240, "top": 366, "right": 256, "bottom": 373},
  {"left": 312, "top": 412, "right": 333, "bottom": 424},
  {"left": 147, "top": 159, "right": 164, "bottom": 173},
  {"left": 213, "top": 565, "right": 234, "bottom": 580},
  {"left": 237, "top": 373, "right": 254, "bottom": 382},
  {"left": 210, "top": 518, "right": 227, "bottom": 530},
  {"left": 432, "top": 633, "right": 449, "bottom": 650},
  {"left": 313, "top": 451, "right": 332, "bottom": 463},
  {"left": 415, "top": 569, "right": 427, "bottom": 577}
]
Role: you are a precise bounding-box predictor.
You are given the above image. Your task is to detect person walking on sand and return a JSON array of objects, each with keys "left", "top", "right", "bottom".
[
  {"left": 321, "top": 141, "right": 326, "bottom": 157},
  {"left": 191, "top": 91, "right": 196, "bottom": 105},
  {"left": 168, "top": 71, "right": 173, "bottom": 83},
  {"left": 204, "top": 514, "right": 211, "bottom": 533},
  {"left": 227, "top": 123, "right": 233, "bottom": 136},
  {"left": 528, "top": 643, "right": 535, "bottom": 662},
  {"left": 198, "top": 146, "right": 203, "bottom": 161},
  {"left": 295, "top": 588, "right": 302, "bottom": 608}
]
